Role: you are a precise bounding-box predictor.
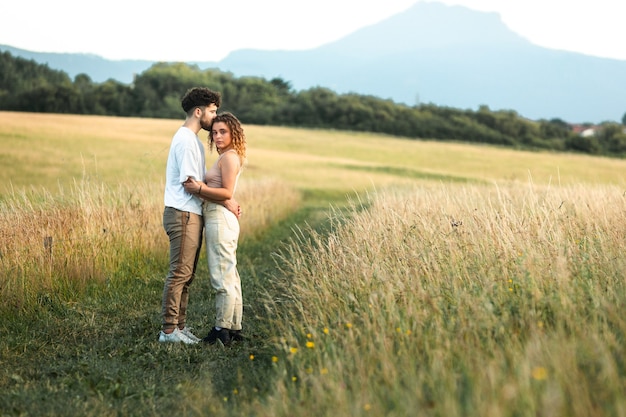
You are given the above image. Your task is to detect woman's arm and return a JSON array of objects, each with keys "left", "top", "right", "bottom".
[{"left": 182, "top": 153, "right": 242, "bottom": 217}]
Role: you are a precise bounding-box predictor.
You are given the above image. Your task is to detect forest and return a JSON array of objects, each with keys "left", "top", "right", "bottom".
[{"left": 1, "top": 51, "right": 625, "bottom": 157}]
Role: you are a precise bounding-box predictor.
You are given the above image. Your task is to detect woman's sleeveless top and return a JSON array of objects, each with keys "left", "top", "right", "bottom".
[{"left": 205, "top": 149, "right": 241, "bottom": 193}]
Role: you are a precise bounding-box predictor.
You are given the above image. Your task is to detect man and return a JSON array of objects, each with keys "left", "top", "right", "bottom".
[{"left": 159, "top": 87, "right": 237, "bottom": 344}]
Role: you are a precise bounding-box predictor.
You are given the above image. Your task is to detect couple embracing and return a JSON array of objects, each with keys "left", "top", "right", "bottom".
[{"left": 159, "top": 87, "right": 246, "bottom": 346}]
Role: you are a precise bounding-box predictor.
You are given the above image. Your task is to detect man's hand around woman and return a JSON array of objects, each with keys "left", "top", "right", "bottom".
[{"left": 182, "top": 178, "right": 241, "bottom": 219}]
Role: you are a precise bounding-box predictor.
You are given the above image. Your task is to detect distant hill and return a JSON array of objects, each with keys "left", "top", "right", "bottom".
[
  {"left": 0, "top": 45, "right": 154, "bottom": 84},
  {"left": 2, "top": 1, "right": 626, "bottom": 123}
]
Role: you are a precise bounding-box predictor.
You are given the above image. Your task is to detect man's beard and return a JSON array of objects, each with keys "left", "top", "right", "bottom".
[{"left": 200, "top": 120, "right": 212, "bottom": 131}]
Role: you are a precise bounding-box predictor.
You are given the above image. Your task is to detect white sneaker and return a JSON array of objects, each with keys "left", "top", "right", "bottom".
[
  {"left": 179, "top": 326, "right": 201, "bottom": 343},
  {"left": 158, "top": 328, "right": 198, "bottom": 344}
]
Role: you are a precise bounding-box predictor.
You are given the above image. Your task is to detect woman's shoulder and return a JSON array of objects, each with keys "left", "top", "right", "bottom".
[
  {"left": 219, "top": 149, "right": 238, "bottom": 159},
  {"left": 219, "top": 149, "right": 242, "bottom": 166}
]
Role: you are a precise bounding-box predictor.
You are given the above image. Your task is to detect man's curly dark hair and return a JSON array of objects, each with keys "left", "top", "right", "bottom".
[{"left": 181, "top": 87, "right": 221, "bottom": 114}]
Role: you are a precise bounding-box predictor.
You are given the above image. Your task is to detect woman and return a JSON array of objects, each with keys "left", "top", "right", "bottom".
[{"left": 183, "top": 112, "right": 247, "bottom": 346}]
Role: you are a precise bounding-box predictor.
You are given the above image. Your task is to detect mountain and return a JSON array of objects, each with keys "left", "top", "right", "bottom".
[
  {"left": 216, "top": 2, "right": 626, "bottom": 123},
  {"left": 2, "top": 1, "right": 625, "bottom": 123},
  {"left": 0, "top": 45, "right": 155, "bottom": 84}
]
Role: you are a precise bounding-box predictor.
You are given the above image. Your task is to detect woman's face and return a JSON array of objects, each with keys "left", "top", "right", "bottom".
[{"left": 212, "top": 122, "right": 232, "bottom": 151}]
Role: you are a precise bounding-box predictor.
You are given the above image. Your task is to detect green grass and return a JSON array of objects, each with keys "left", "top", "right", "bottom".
[{"left": 1, "top": 112, "right": 625, "bottom": 416}]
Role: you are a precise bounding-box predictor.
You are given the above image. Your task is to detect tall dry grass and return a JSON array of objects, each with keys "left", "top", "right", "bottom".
[
  {"left": 0, "top": 178, "right": 300, "bottom": 313},
  {"left": 255, "top": 181, "right": 626, "bottom": 416}
]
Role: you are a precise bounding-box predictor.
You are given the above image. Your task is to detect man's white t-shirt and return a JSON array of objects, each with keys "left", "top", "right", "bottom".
[{"left": 164, "top": 126, "right": 206, "bottom": 215}]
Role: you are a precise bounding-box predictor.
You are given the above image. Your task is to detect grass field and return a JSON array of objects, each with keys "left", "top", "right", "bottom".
[
  {"left": 0, "top": 111, "right": 625, "bottom": 416},
  {"left": 2, "top": 111, "right": 624, "bottom": 194}
]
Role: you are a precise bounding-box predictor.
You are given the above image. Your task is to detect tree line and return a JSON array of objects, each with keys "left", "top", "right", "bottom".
[{"left": 1, "top": 51, "right": 625, "bottom": 157}]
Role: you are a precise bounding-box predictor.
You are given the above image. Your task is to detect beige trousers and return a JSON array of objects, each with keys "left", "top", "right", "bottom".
[{"left": 203, "top": 202, "right": 242, "bottom": 331}]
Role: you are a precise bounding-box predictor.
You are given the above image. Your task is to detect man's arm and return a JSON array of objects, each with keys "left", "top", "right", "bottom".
[{"left": 182, "top": 178, "right": 241, "bottom": 219}]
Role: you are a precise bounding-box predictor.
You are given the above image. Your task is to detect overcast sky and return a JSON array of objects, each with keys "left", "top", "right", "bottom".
[{"left": 1, "top": 0, "right": 624, "bottom": 62}]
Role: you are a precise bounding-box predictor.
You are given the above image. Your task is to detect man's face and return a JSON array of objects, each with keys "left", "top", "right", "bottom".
[{"left": 199, "top": 104, "right": 218, "bottom": 131}]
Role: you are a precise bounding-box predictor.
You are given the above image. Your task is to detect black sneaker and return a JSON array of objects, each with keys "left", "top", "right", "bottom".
[
  {"left": 203, "top": 327, "right": 231, "bottom": 346},
  {"left": 229, "top": 330, "right": 246, "bottom": 342}
]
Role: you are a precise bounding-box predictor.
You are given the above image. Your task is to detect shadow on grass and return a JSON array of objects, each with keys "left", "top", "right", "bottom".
[{"left": 335, "top": 163, "right": 484, "bottom": 184}]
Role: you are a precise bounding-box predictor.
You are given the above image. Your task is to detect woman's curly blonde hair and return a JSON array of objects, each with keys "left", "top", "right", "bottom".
[{"left": 208, "top": 112, "right": 247, "bottom": 164}]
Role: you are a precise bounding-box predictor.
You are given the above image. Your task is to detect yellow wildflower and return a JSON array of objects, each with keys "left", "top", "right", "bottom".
[{"left": 532, "top": 366, "right": 548, "bottom": 380}]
